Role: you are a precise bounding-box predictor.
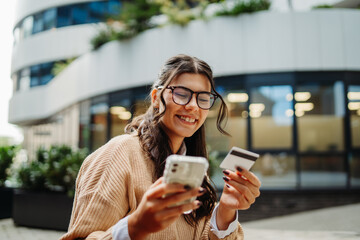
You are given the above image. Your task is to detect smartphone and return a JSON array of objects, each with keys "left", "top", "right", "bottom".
[
  {"left": 163, "top": 154, "right": 209, "bottom": 207},
  {"left": 220, "top": 146, "right": 259, "bottom": 171}
]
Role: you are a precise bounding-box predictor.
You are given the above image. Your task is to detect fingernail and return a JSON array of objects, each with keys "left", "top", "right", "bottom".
[
  {"left": 236, "top": 166, "right": 243, "bottom": 172},
  {"left": 223, "top": 176, "right": 230, "bottom": 182},
  {"left": 198, "top": 188, "right": 206, "bottom": 194},
  {"left": 184, "top": 185, "right": 191, "bottom": 190},
  {"left": 222, "top": 170, "right": 230, "bottom": 175},
  {"left": 197, "top": 201, "right": 203, "bottom": 207},
  {"left": 226, "top": 184, "right": 231, "bottom": 188}
]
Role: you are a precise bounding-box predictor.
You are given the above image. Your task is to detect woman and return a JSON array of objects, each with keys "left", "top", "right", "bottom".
[{"left": 60, "top": 54, "right": 261, "bottom": 240}]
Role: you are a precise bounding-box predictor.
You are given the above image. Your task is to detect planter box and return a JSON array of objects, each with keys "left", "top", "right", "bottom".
[
  {"left": 0, "top": 187, "right": 13, "bottom": 219},
  {"left": 13, "top": 189, "right": 73, "bottom": 231}
]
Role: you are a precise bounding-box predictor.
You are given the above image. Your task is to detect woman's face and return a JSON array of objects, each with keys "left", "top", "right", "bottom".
[{"left": 160, "top": 73, "right": 211, "bottom": 143}]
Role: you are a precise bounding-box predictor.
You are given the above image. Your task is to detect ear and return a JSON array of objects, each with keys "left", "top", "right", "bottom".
[{"left": 151, "top": 88, "right": 159, "bottom": 108}]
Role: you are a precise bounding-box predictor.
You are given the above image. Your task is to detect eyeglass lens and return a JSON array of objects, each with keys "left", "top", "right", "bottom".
[{"left": 172, "top": 87, "right": 215, "bottom": 109}]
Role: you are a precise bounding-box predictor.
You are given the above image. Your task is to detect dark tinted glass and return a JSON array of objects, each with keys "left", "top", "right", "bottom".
[
  {"left": 72, "top": 4, "right": 89, "bottom": 25},
  {"left": 30, "top": 65, "right": 40, "bottom": 87},
  {"left": 57, "top": 6, "right": 72, "bottom": 27}
]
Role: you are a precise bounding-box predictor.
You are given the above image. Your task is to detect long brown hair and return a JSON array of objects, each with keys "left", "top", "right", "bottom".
[{"left": 125, "top": 54, "right": 229, "bottom": 226}]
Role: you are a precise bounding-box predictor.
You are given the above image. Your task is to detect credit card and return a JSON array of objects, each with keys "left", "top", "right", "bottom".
[{"left": 219, "top": 146, "right": 259, "bottom": 171}]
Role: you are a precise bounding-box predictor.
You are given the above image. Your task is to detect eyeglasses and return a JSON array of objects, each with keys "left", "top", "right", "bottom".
[{"left": 164, "top": 86, "right": 218, "bottom": 110}]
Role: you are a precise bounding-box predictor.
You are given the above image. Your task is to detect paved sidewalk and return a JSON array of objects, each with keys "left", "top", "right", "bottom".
[
  {"left": 1, "top": 203, "right": 359, "bottom": 239},
  {"left": 242, "top": 203, "right": 360, "bottom": 240}
]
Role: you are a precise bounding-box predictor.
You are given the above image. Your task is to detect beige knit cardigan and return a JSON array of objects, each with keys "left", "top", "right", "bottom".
[{"left": 60, "top": 134, "right": 244, "bottom": 240}]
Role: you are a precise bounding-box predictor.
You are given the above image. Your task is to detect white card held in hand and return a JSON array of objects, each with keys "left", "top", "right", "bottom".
[{"left": 220, "top": 147, "right": 259, "bottom": 171}]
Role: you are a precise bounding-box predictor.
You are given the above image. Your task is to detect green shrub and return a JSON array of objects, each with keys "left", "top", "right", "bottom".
[
  {"left": 91, "top": 0, "right": 162, "bottom": 50},
  {"left": 0, "top": 146, "right": 17, "bottom": 187},
  {"left": 51, "top": 57, "right": 77, "bottom": 76},
  {"left": 312, "top": 4, "right": 333, "bottom": 9},
  {"left": 216, "top": 0, "right": 270, "bottom": 16},
  {"left": 16, "top": 145, "right": 87, "bottom": 197},
  {"left": 90, "top": 0, "right": 228, "bottom": 49}
]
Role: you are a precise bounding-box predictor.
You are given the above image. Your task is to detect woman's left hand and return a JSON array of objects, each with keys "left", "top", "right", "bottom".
[{"left": 216, "top": 166, "right": 261, "bottom": 230}]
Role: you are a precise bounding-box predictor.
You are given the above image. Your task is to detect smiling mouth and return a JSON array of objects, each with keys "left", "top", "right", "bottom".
[{"left": 178, "top": 115, "right": 196, "bottom": 123}]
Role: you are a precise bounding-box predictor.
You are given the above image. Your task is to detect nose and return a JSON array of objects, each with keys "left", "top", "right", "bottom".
[{"left": 185, "top": 94, "right": 198, "bottom": 110}]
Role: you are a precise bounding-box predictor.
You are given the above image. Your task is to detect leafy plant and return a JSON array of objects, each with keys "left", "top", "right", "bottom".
[
  {"left": 0, "top": 146, "right": 17, "bottom": 187},
  {"left": 16, "top": 145, "right": 87, "bottom": 197},
  {"left": 91, "top": 0, "right": 162, "bottom": 50},
  {"left": 312, "top": 4, "right": 333, "bottom": 9},
  {"left": 51, "top": 57, "right": 77, "bottom": 76},
  {"left": 216, "top": 0, "right": 270, "bottom": 16}
]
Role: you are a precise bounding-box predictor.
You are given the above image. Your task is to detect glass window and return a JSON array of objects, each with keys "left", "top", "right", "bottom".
[
  {"left": 79, "top": 100, "right": 91, "bottom": 150},
  {"left": 57, "top": 6, "right": 72, "bottom": 27},
  {"left": 40, "top": 62, "right": 54, "bottom": 85},
  {"left": 110, "top": 100, "right": 132, "bottom": 138},
  {"left": 72, "top": 4, "right": 89, "bottom": 25},
  {"left": 107, "top": 0, "right": 122, "bottom": 16},
  {"left": 132, "top": 89, "right": 149, "bottom": 118},
  {"left": 89, "top": 2, "right": 106, "bottom": 23},
  {"left": 19, "top": 68, "right": 31, "bottom": 91},
  {"left": 297, "top": 81, "right": 345, "bottom": 152},
  {"left": 43, "top": 8, "right": 57, "bottom": 30},
  {"left": 252, "top": 152, "right": 297, "bottom": 189},
  {"left": 12, "top": 73, "right": 18, "bottom": 93},
  {"left": 250, "top": 85, "right": 294, "bottom": 150},
  {"left": 23, "top": 16, "right": 34, "bottom": 38},
  {"left": 13, "top": 26, "right": 20, "bottom": 44},
  {"left": 91, "top": 101, "right": 108, "bottom": 151},
  {"left": 32, "top": 13, "right": 43, "bottom": 34},
  {"left": 350, "top": 152, "right": 360, "bottom": 188},
  {"left": 206, "top": 85, "right": 248, "bottom": 153},
  {"left": 300, "top": 154, "right": 346, "bottom": 188},
  {"left": 30, "top": 65, "right": 40, "bottom": 87},
  {"left": 348, "top": 85, "right": 360, "bottom": 148}
]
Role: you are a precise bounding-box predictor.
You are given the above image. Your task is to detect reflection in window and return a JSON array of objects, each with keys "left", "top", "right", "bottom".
[
  {"left": 30, "top": 65, "right": 40, "bottom": 87},
  {"left": 300, "top": 155, "right": 346, "bottom": 188},
  {"left": 206, "top": 87, "right": 248, "bottom": 153},
  {"left": 13, "top": 27, "right": 20, "bottom": 44},
  {"left": 22, "top": 16, "right": 33, "bottom": 38},
  {"left": 252, "top": 153, "right": 296, "bottom": 188},
  {"left": 133, "top": 92, "right": 149, "bottom": 118},
  {"left": 19, "top": 68, "right": 30, "bottom": 91},
  {"left": 251, "top": 85, "right": 293, "bottom": 149},
  {"left": 348, "top": 86, "right": 360, "bottom": 148},
  {"left": 297, "top": 81, "right": 345, "bottom": 152},
  {"left": 110, "top": 104, "right": 132, "bottom": 138},
  {"left": 79, "top": 101, "right": 91, "bottom": 150},
  {"left": 40, "top": 62, "right": 54, "bottom": 85},
  {"left": 33, "top": 13, "right": 44, "bottom": 34},
  {"left": 91, "top": 101, "right": 108, "bottom": 151},
  {"left": 29, "top": 62, "right": 55, "bottom": 87},
  {"left": 43, "top": 8, "right": 56, "bottom": 30},
  {"left": 350, "top": 153, "right": 360, "bottom": 187}
]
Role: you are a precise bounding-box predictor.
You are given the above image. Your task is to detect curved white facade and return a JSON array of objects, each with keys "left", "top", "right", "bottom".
[
  {"left": 9, "top": 9, "right": 360, "bottom": 124},
  {"left": 11, "top": 24, "right": 99, "bottom": 73}
]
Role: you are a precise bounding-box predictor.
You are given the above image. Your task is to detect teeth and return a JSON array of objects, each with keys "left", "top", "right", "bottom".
[{"left": 180, "top": 116, "right": 195, "bottom": 123}]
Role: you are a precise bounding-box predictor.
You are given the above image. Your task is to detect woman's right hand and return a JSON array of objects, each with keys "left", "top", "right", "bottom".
[{"left": 127, "top": 177, "right": 205, "bottom": 240}]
